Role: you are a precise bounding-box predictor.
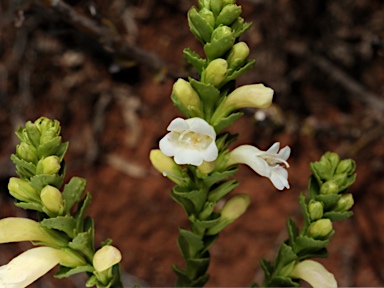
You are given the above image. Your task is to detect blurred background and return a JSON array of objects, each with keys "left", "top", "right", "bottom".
[{"left": 0, "top": 0, "right": 383, "bottom": 286}]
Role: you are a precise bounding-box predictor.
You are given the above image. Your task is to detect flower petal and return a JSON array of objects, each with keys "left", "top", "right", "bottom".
[
  {"left": 270, "top": 166, "right": 289, "bottom": 190},
  {"left": 290, "top": 260, "right": 338, "bottom": 288},
  {"left": 186, "top": 118, "right": 216, "bottom": 139},
  {"left": 266, "top": 142, "right": 280, "bottom": 154},
  {"left": 0, "top": 247, "right": 62, "bottom": 288},
  {"left": 174, "top": 148, "right": 204, "bottom": 166},
  {"left": 167, "top": 117, "right": 189, "bottom": 131}
]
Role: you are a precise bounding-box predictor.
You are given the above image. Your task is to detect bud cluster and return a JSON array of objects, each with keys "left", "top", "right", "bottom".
[{"left": 170, "top": 0, "right": 273, "bottom": 133}]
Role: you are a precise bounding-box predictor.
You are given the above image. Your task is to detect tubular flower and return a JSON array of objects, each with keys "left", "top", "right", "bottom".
[
  {"left": 225, "top": 142, "right": 291, "bottom": 190},
  {"left": 0, "top": 247, "right": 66, "bottom": 288},
  {"left": 289, "top": 260, "right": 338, "bottom": 288},
  {"left": 93, "top": 245, "right": 122, "bottom": 272},
  {"left": 159, "top": 117, "right": 218, "bottom": 166}
]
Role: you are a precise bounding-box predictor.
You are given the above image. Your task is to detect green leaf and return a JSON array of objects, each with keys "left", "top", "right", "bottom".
[
  {"left": 323, "top": 211, "right": 353, "bottom": 221},
  {"left": 315, "top": 194, "right": 341, "bottom": 211},
  {"left": 56, "top": 142, "right": 69, "bottom": 162},
  {"left": 171, "top": 188, "right": 195, "bottom": 216},
  {"left": 260, "top": 259, "right": 273, "bottom": 279},
  {"left": 184, "top": 48, "right": 207, "bottom": 75},
  {"left": 37, "top": 136, "right": 62, "bottom": 158},
  {"left": 213, "top": 111, "right": 243, "bottom": 133},
  {"left": 74, "top": 193, "right": 92, "bottom": 233},
  {"left": 55, "top": 265, "right": 94, "bottom": 279},
  {"left": 298, "top": 194, "right": 311, "bottom": 233},
  {"left": 203, "top": 167, "right": 237, "bottom": 188},
  {"left": 274, "top": 243, "right": 298, "bottom": 275},
  {"left": 41, "top": 216, "right": 77, "bottom": 238},
  {"left": 189, "top": 78, "right": 220, "bottom": 119},
  {"left": 26, "top": 121, "right": 41, "bottom": 147},
  {"left": 293, "top": 235, "right": 329, "bottom": 258},
  {"left": 14, "top": 201, "right": 44, "bottom": 212},
  {"left": 225, "top": 60, "right": 255, "bottom": 83},
  {"left": 308, "top": 175, "right": 320, "bottom": 199},
  {"left": 62, "top": 177, "right": 87, "bottom": 214},
  {"left": 173, "top": 186, "right": 207, "bottom": 215},
  {"left": 231, "top": 17, "right": 252, "bottom": 38},
  {"left": 178, "top": 228, "right": 204, "bottom": 259},
  {"left": 186, "top": 257, "right": 210, "bottom": 282},
  {"left": 215, "top": 4, "right": 242, "bottom": 27},
  {"left": 338, "top": 174, "right": 356, "bottom": 191},
  {"left": 204, "top": 33, "right": 235, "bottom": 61},
  {"left": 207, "top": 179, "right": 239, "bottom": 202},
  {"left": 201, "top": 234, "right": 218, "bottom": 254},
  {"left": 29, "top": 173, "right": 65, "bottom": 191},
  {"left": 10, "top": 154, "right": 36, "bottom": 178},
  {"left": 188, "top": 7, "right": 213, "bottom": 43},
  {"left": 286, "top": 218, "right": 299, "bottom": 246},
  {"left": 268, "top": 276, "right": 300, "bottom": 287}
]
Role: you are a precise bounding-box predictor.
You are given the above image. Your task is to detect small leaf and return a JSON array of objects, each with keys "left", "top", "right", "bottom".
[
  {"left": 173, "top": 186, "right": 207, "bottom": 215},
  {"left": 286, "top": 218, "right": 299, "bottom": 245},
  {"left": 178, "top": 228, "right": 204, "bottom": 259},
  {"left": 29, "top": 173, "right": 65, "bottom": 191},
  {"left": 231, "top": 17, "right": 252, "bottom": 38},
  {"left": 10, "top": 154, "right": 36, "bottom": 178},
  {"left": 274, "top": 243, "right": 298, "bottom": 274},
  {"left": 268, "top": 276, "right": 300, "bottom": 287},
  {"left": 260, "top": 259, "right": 273, "bottom": 279},
  {"left": 323, "top": 211, "right": 353, "bottom": 221},
  {"left": 225, "top": 60, "right": 255, "bottom": 82},
  {"left": 207, "top": 179, "right": 239, "bottom": 202},
  {"left": 189, "top": 78, "right": 220, "bottom": 119},
  {"left": 293, "top": 235, "right": 329, "bottom": 258},
  {"left": 55, "top": 265, "right": 94, "bottom": 279},
  {"left": 37, "top": 136, "right": 62, "bottom": 158},
  {"left": 74, "top": 193, "right": 92, "bottom": 233},
  {"left": 41, "top": 216, "right": 77, "bottom": 238},
  {"left": 14, "top": 201, "right": 44, "bottom": 212},
  {"left": 62, "top": 177, "right": 87, "bottom": 214},
  {"left": 315, "top": 194, "right": 341, "bottom": 211},
  {"left": 184, "top": 48, "right": 207, "bottom": 75},
  {"left": 213, "top": 112, "right": 243, "bottom": 133},
  {"left": 188, "top": 7, "right": 213, "bottom": 43}
]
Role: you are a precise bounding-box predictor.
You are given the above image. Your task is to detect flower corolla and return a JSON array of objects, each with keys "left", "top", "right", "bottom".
[
  {"left": 93, "top": 245, "right": 122, "bottom": 272},
  {"left": 0, "top": 247, "right": 65, "bottom": 288},
  {"left": 289, "top": 260, "right": 338, "bottom": 288},
  {"left": 159, "top": 117, "right": 218, "bottom": 166},
  {"left": 226, "top": 142, "right": 290, "bottom": 190}
]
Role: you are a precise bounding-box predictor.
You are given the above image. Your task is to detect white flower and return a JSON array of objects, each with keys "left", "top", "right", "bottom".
[
  {"left": 226, "top": 142, "right": 291, "bottom": 190},
  {"left": 93, "top": 245, "right": 122, "bottom": 272},
  {"left": 159, "top": 117, "right": 218, "bottom": 166},
  {"left": 0, "top": 247, "right": 64, "bottom": 288},
  {"left": 289, "top": 260, "right": 338, "bottom": 288}
]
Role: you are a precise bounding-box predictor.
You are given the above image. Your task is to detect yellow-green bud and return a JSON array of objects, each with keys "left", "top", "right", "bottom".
[
  {"left": 333, "top": 193, "right": 354, "bottom": 212},
  {"left": 207, "top": 194, "right": 250, "bottom": 235},
  {"left": 8, "top": 177, "right": 40, "bottom": 202},
  {"left": 215, "top": 4, "right": 242, "bottom": 26},
  {"left": 58, "top": 248, "right": 87, "bottom": 268},
  {"left": 198, "top": 160, "right": 216, "bottom": 174},
  {"left": 172, "top": 79, "right": 202, "bottom": 113},
  {"left": 36, "top": 156, "right": 61, "bottom": 175},
  {"left": 308, "top": 200, "right": 324, "bottom": 221},
  {"left": 226, "top": 42, "right": 250, "bottom": 70},
  {"left": 199, "top": 7, "right": 215, "bottom": 28},
  {"left": 35, "top": 117, "right": 60, "bottom": 135},
  {"left": 16, "top": 142, "right": 38, "bottom": 164},
  {"left": 40, "top": 129, "right": 58, "bottom": 144},
  {"left": 149, "top": 150, "right": 185, "bottom": 186},
  {"left": 335, "top": 159, "right": 355, "bottom": 175},
  {"left": 93, "top": 245, "right": 122, "bottom": 272},
  {"left": 211, "top": 25, "right": 232, "bottom": 41},
  {"left": 332, "top": 172, "right": 347, "bottom": 187},
  {"left": 201, "top": 58, "right": 228, "bottom": 87},
  {"left": 308, "top": 219, "right": 333, "bottom": 239},
  {"left": 40, "top": 185, "right": 64, "bottom": 215},
  {"left": 320, "top": 180, "right": 339, "bottom": 195}
]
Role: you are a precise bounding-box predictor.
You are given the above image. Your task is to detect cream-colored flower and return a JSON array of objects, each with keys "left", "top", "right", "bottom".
[
  {"left": 159, "top": 117, "right": 218, "bottom": 166},
  {"left": 226, "top": 142, "right": 290, "bottom": 190},
  {"left": 0, "top": 247, "right": 64, "bottom": 288},
  {"left": 290, "top": 260, "right": 338, "bottom": 288},
  {"left": 93, "top": 245, "right": 122, "bottom": 272},
  {"left": 0, "top": 217, "right": 66, "bottom": 247}
]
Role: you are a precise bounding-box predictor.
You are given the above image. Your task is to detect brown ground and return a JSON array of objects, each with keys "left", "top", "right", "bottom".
[{"left": 0, "top": 0, "right": 384, "bottom": 287}]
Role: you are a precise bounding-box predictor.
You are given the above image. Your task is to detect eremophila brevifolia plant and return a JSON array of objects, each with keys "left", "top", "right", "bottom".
[{"left": 0, "top": 1, "right": 356, "bottom": 287}]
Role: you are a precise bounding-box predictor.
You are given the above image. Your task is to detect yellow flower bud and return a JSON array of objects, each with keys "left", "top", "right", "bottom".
[
  {"left": 320, "top": 180, "right": 339, "bottom": 195},
  {"left": 198, "top": 160, "right": 216, "bottom": 174},
  {"left": 201, "top": 58, "right": 228, "bottom": 87},
  {"left": 335, "top": 159, "right": 355, "bottom": 175},
  {"left": 8, "top": 177, "right": 40, "bottom": 202},
  {"left": 40, "top": 185, "right": 64, "bottom": 215},
  {"left": 172, "top": 78, "right": 202, "bottom": 114},
  {"left": 207, "top": 194, "right": 251, "bottom": 235},
  {"left": 36, "top": 156, "right": 61, "bottom": 175},
  {"left": 308, "top": 200, "right": 324, "bottom": 221},
  {"left": 93, "top": 245, "right": 122, "bottom": 272},
  {"left": 333, "top": 193, "right": 354, "bottom": 212},
  {"left": 16, "top": 142, "right": 38, "bottom": 164},
  {"left": 290, "top": 260, "right": 337, "bottom": 288},
  {"left": 226, "top": 42, "right": 250, "bottom": 70},
  {"left": 308, "top": 219, "right": 333, "bottom": 239}
]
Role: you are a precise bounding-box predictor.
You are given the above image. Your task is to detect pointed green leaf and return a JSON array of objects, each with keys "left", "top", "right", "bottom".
[
  {"left": 184, "top": 48, "right": 207, "bottom": 74},
  {"left": 225, "top": 60, "right": 255, "bottom": 82},
  {"left": 55, "top": 265, "right": 94, "bottom": 279},
  {"left": 293, "top": 235, "right": 329, "bottom": 257},
  {"left": 203, "top": 167, "right": 238, "bottom": 188},
  {"left": 10, "top": 154, "right": 36, "bottom": 178},
  {"left": 188, "top": 7, "right": 213, "bottom": 43},
  {"left": 26, "top": 121, "right": 41, "bottom": 147},
  {"left": 178, "top": 228, "right": 204, "bottom": 259},
  {"left": 14, "top": 201, "right": 44, "bottom": 212},
  {"left": 74, "top": 193, "right": 92, "bottom": 233},
  {"left": 213, "top": 111, "right": 243, "bottom": 133},
  {"left": 37, "top": 136, "right": 62, "bottom": 158},
  {"left": 207, "top": 179, "right": 239, "bottom": 202},
  {"left": 315, "top": 194, "right": 341, "bottom": 211},
  {"left": 62, "top": 177, "right": 87, "bottom": 214},
  {"left": 231, "top": 17, "right": 252, "bottom": 38},
  {"left": 186, "top": 257, "right": 210, "bottom": 281},
  {"left": 41, "top": 216, "right": 77, "bottom": 238},
  {"left": 323, "top": 211, "right": 353, "bottom": 221},
  {"left": 286, "top": 218, "right": 299, "bottom": 246},
  {"left": 29, "top": 173, "right": 65, "bottom": 191}
]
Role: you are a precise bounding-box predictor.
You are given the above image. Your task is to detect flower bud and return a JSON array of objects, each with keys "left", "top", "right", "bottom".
[
  {"left": 335, "top": 159, "right": 355, "bottom": 175},
  {"left": 320, "top": 180, "right": 339, "bottom": 195},
  {"left": 204, "top": 26, "right": 235, "bottom": 60},
  {"left": 226, "top": 42, "right": 250, "bottom": 70},
  {"left": 93, "top": 245, "right": 122, "bottom": 272},
  {"left": 201, "top": 58, "right": 228, "bottom": 87},
  {"left": 150, "top": 149, "right": 186, "bottom": 186},
  {"left": 333, "top": 193, "right": 354, "bottom": 212},
  {"left": 308, "top": 219, "right": 333, "bottom": 239},
  {"left": 207, "top": 194, "right": 250, "bottom": 235},
  {"left": 8, "top": 177, "right": 40, "bottom": 202},
  {"left": 40, "top": 185, "right": 64, "bottom": 215},
  {"left": 308, "top": 200, "right": 323, "bottom": 221},
  {"left": 36, "top": 156, "right": 61, "bottom": 175},
  {"left": 211, "top": 84, "right": 273, "bottom": 125},
  {"left": 199, "top": 7, "right": 215, "bottom": 28},
  {"left": 332, "top": 172, "right": 347, "bottom": 187},
  {"left": 215, "top": 4, "right": 242, "bottom": 26},
  {"left": 198, "top": 160, "right": 216, "bottom": 174},
  {"left": 35, "top": 117, "right": 61, "bottom": 136},
  {"left": 16, "top": 142, "right": 38, "bottom": 164},
  {"left": 172, "top": 79, "right": 202, "bottom": 116},
  {"left": 40, "top": 129, "right": 59, "bottom": 144},
  {"left": 211, "top": 25, "right": 232, "bottom": 42}
]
